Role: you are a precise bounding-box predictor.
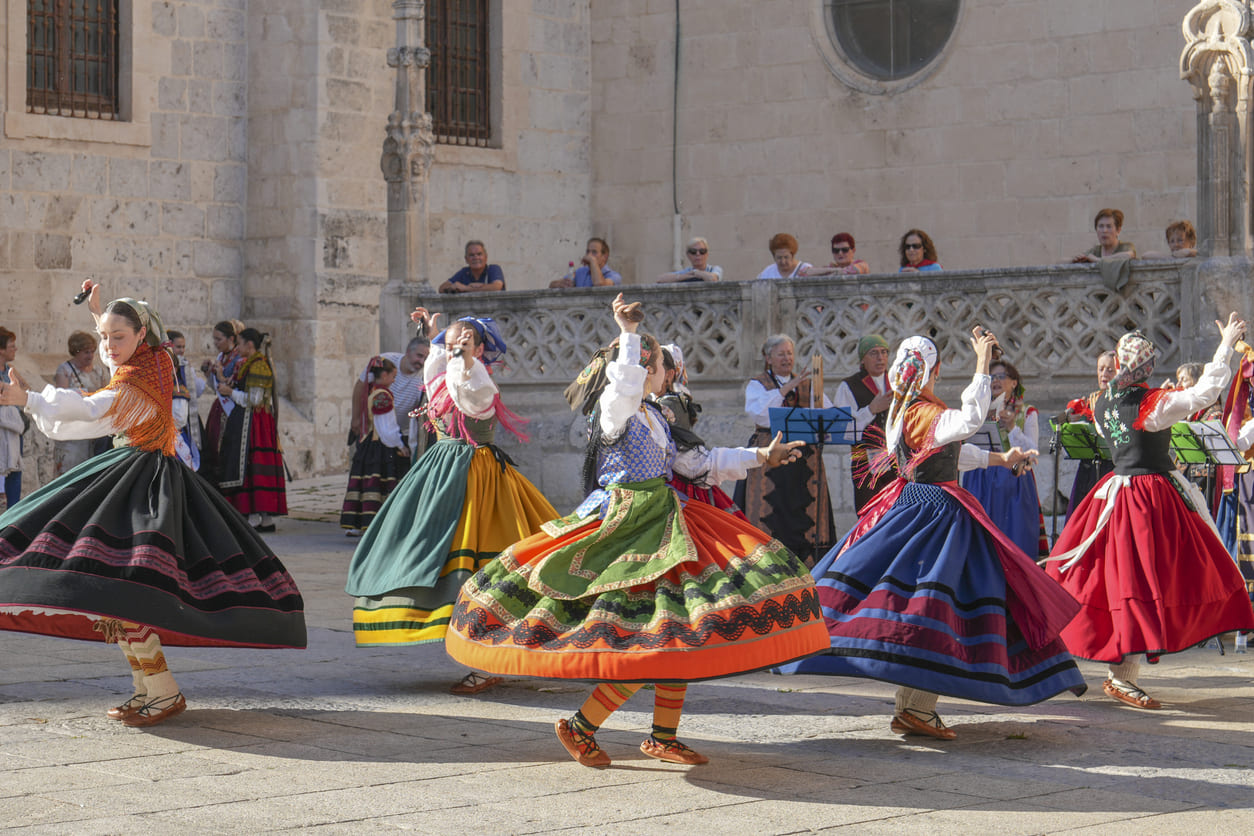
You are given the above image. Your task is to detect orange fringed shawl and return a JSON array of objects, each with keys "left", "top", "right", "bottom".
[{"left": 99, "top": 342, "right": 177, "bottom": 455}]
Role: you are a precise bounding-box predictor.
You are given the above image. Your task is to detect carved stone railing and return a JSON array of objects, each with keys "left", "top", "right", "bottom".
[{"left": 384, "top": 259, "right": 1218, "bottom": 516}]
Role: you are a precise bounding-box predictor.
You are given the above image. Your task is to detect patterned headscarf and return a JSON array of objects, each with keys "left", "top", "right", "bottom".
[
  {"left": 662, "top": 342, "right": 691, "bottom": 397},
  {"left": 112, "top": 297, "right": 169, "bottom": 349},
  {"left": 433, "top": 315, "right": 507, "bottom": 369},
  {"left": 1112, "top": 331, "right": 1156, "bottom": 390},
  {"left": 884, "top": 336, "right": 938, "bottom": 451}
]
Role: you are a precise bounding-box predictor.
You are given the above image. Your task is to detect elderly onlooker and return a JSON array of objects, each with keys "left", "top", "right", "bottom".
[
  {"left": 1072, "top": 209, "right": 1136, "bottom": 263},
  {"left": 657, "top": 237, "right": 723, "bottom": 283},
  {"left": 1144, "top": 220, "right": 1199, "bottom": 260},
  {"left": 826, "top": 233, "right": 871, "bottom": 275},
  {"left": 438, "top": 240, "right": 505, "bottom": 293},
  {"left": 350, "top": 335, "right": 430, "bottom": 458},
  {"left": 899, "top": 229, "right": 942, "bottom": 273},
  {"left": 0, "top": 327, "right": 23, "bottom": 508},
  {"left": 550, "top": 237, "right": 621, "bottom": 288},
  {"left": 756, "top": 233, "right": 812, "bottom": 279},
  {"left": 52, "top": 330, "right": 109, "bottom": 475},
  {"left": 834, "top": 335, "right": 895, "bottom": 513}
]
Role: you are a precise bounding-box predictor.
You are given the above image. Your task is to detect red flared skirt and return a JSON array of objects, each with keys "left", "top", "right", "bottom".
[{"left": 1046, "top": 472, "right": 1254, "bottom": 662}]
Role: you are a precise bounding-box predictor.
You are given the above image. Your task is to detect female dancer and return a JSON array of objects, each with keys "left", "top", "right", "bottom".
[
  {"left": 217, "top": 328, "right": 287, "bottom": 532},
  {"left": 962, "top": 359, "right": 1045, "bottom": 556},
  {"left": 655, "top": 343, "right": 745, "bottom": 518},
  {"left": 341, "top": 356, "right": 410, "bottom": 535},
  {"left": 0, "top": 282, "right": 304, "bottom": 726},
  {"left": 346, "top": 309, "right": 556, "bottom": 695},
  {"left": 200, "top": 320, "right": 244, "bottom": 486},
  {"left": 778, "top": 329, "right": 1086, "bottom": 740},
  {"left": 1046, "top": 316, "right": 1254, "bottom": 709},
  {"left": 445, "top": 295, "right": 830, "bottom": 767}
]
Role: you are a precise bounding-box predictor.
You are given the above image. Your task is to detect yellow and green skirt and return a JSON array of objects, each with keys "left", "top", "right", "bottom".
[{"left": 346, "top": 438, "right": 556, "bottom": 646}]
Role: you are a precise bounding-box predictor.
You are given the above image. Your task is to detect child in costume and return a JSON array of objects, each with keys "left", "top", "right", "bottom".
[
  {"left": 1046, "top": 315, "right": 1254, "bottom": 709},
  {"left": 654, "top": 343, "right": 746, "bottom": 519},
  {"left": 0, "top": 281, "right": 305, "bottom": 727},
  {"left": 346, "top": 308, "right": 557, "bottom": 696},
  {"left": 216, "top": 328, "right": 287, "bottom": 532},
  {"left": 445, "top": 294, "right": 830, "bottom": 767},
  {"left": 341, "top": 357, "right": 411, "bottom": 535},
  {"left": 778, "top": 328, "right": 1086, "bottom": 740}
]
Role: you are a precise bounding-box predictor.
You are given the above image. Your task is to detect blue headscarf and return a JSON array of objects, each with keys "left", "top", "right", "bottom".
[{"left": 433, "top": 315, "right": 508, "bottom": 369}]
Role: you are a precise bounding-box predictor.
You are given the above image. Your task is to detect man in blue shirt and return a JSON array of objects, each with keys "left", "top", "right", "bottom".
[
  {"left": 438, "top": 240, "right": 506, "bottom": 293},
  {"left": 550, "top": 238, "right": 622, "bottom": 288}
]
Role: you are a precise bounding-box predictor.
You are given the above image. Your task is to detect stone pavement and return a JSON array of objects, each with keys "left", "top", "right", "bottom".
[{"left": 3, "top": 477, "right": 1254, "bottom": 833}]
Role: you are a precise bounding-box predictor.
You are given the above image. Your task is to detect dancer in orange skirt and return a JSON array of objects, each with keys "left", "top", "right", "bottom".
[{"left": 446, "top": 295, "right": 829, "bottom": 767}]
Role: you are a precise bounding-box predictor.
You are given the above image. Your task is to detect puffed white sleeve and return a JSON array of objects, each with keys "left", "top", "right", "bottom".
[
  {"left": 932, "top": 374, "right": 992, "bottom": 446},
  {"left": 445, "top": 354, "right": 498, "bottom": 419},
  {"left": 1142, "top": 344, "right": 1234, "bottom": 432},
  {"left": 424, "top": 343, "right": 449, "bottom": 390},
  {"left": 1239, "top": 418, "right": 1254, "bottom": 452},
  {"left": 673, "top": 445, "right": 760, "bottom": 485},
  {"left": 373, "top": 407, "right": 403, "bottom": 449},
  {"left": 598, "top": 333, "right": 647, "bottom": 440},
  {"left": 745, "top": 379, "right": 782, "bottom": 426},
  {"left": 172, "top": 396, "right": 189, "bottom": 429},
  {"left": 24, "top": 386, "right": 121, "bottom": 440},
  {"left": 958, "top": 442, "right": 991, "bottom": 472},
  {"left": 1008, "top": 409, "right": 1039, "bottom": 451}
]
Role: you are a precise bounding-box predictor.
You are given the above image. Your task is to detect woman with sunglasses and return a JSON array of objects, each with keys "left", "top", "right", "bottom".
[
  {"left": 656, "top": 237, "right": 723, "bottom": 283},
  {"left": 826, "top": 232, "right": 871, "bottom": 275},
  {"left": 899, "top": 229, "right": 942, "bottom": 273}
]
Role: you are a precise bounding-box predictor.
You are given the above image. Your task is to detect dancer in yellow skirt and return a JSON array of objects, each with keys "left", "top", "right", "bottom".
[
  {"left": 446, "top": 295, "right": 830, "bottom": 766},
  {"left": 346, "top": 308, "right": 556, "bottom": 694}
]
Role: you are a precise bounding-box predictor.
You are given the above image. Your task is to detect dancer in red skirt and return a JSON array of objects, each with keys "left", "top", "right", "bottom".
[
  {"left": 1046, "top": 313, "right": 1254, "bottom": 709},
  {"left": 216, "top": 328, "right": 287, "bottom": 531}
]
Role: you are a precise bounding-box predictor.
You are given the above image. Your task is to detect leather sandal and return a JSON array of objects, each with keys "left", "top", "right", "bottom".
[
  {"left": 106, "top": 693, "right": 146, "bottom": 721},
  {"left": 891, "top": 709, "right": 957, "bottom": 740},
  {"left": 555, "top": 719, "right": 611, "bottom": 767},
  {"left": 122, "top": 692, "right": 186, "bottom": 727},
  {"left": 1103, "top": 679, "right": 1162, "bottom": 710},
  {"left": 449, "top": 672, "right": 503, "bottom": 695},
  {"left": 640, "top": 737, "right": 709, "bottom": 765}
]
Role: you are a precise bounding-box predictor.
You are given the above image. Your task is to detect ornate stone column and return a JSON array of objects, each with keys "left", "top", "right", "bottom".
[
  {"left": 380, "top": 0, "right": 435, "bottom": 350},
  {"left": 1181, "top": 0, "right": 1254, "bottom": 256}
]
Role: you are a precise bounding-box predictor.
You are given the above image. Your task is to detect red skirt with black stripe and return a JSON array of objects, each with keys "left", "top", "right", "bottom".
[{"left": 222, "top": 408, "right": 287, "bottom": 516}]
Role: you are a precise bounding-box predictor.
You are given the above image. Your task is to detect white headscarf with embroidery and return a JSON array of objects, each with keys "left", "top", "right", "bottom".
[{"left": 884, "top": 336, "right": 938, "bottom": 452}]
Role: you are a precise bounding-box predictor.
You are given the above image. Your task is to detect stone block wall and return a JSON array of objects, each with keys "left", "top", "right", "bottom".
[{"left": 588, "top": 0, "right": 1199, "bottom": 284}]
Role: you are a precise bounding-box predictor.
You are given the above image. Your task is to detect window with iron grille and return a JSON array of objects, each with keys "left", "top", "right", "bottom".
[
  {"left": 26, "top": 0, "right": 120, "bottom": 119},
  {"left": 425, "top": 0, "right": 491, "bottom": 146}
]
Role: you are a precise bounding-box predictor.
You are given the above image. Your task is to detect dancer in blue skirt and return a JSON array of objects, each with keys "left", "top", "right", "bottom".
[{"left": 778, "top": 327, "right": 1085, "bottom": 740}]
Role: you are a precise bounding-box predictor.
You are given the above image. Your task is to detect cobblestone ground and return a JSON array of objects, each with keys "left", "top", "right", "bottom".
[{"left": 1, "top": 476, "right": 1253, "bottom": 833}]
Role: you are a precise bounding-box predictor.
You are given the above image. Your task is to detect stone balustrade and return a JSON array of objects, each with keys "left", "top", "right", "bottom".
[{"left": 384, "top": 258, "right": 1235, "bottom": 519}]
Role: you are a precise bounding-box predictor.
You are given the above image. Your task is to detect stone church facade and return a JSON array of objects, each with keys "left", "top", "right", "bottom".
[{"left": 0, "top": 0, "right": 1215, "bottom": 484}]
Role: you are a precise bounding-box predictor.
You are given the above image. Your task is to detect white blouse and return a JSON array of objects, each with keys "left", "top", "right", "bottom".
[
  {"left": 744, "top": 376, "right": 833, "bottom": 427},
  {"left": 425, "top": 343, "right": 498, "bottom": 420}
]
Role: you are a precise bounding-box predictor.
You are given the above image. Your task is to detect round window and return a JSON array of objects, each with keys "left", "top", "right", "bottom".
[{"left": 822, "top": 0, "right": 961, "bottom": 88}]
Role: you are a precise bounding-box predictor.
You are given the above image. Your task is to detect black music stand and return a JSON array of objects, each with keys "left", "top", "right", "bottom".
[
  {"left": 1171, "top": 420, "right": 1246, "bottom": 506},
  {"left": 1048, "top": 420, "right": 1112, "bottom": 539},
  {"left": 769, "top": 406, "right": 854, "bottom": 556}
]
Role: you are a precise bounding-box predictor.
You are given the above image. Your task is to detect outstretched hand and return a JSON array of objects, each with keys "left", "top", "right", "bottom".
[
  {"left": 611, "top": 293, "right": 639, "bottom": 333},
  {"left": 82, "top": 279, "right": 103, "bottom": 318},
  {"left": 760, "top": 431, "right": 805, "bottom": 467},
  {"left": 1217, "top": 312, "right": 1247, "bottom": 350},
  {"left": 970, "top": 326, "right": 999, "bottom": 375},
  {"left": 0, "top": 369, "right": 29, "bottom": 406}
]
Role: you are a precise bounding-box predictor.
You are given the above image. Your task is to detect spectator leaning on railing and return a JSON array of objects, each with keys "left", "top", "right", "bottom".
[{"left": 657, "top": 237, "right": 723, "bottom": 283}]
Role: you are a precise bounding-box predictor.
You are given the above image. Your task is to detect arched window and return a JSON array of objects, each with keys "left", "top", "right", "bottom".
[{"left": 824, "top": 0, "right": 960, "bottom": 85}]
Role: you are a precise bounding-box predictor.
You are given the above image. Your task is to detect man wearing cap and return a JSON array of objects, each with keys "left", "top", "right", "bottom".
[{"left": 834, "top": 335, "right": 894, "bottom": 514}]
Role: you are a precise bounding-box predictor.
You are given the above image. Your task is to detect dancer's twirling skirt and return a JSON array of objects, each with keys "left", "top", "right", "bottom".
[
  {"left": 0, "top": 447, "right": 305, "bottom": 648},
  {"left": 668, "top": 474, "right": 747, "bottom": 521},
  {"left": 1046, "top": 472, "right": 1254, "bottom": 663},
  {"left": 340, "top": 438, "right": 410, "bottom": 530},
  {"left": 778, "top": 480, "right": 1086, "bottom": 706},
  {"left": 348, "top": 438, "right": 557, "bottom": 646},
  {"left": 445, "top": 477, "right": 830, "bottom": 682}
]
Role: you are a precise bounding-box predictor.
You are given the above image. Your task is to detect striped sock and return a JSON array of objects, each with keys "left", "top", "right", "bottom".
[
  {"left": 574, "top": 683, "right": 642, "bottom": 732},
  {"left": 650, "top": 684, "right": 688, "bottom": 742},
  {"left": 122, "top": 623, "right": 179, "bottom": 699},
  {"left": 118, "top": 642, "right": 145, "bottom": 698}
]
